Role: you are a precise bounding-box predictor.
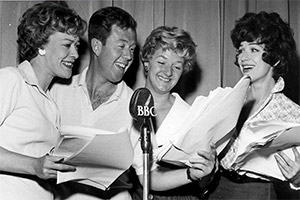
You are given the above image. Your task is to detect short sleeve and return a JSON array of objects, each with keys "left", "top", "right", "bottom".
[{"left": 0, "top": 68, "right": 20, "bottom": 124}]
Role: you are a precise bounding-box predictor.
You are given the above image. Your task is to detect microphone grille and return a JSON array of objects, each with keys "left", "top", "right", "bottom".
[{"left": 129, "top": 88, "right": 154, "bottom": 120}]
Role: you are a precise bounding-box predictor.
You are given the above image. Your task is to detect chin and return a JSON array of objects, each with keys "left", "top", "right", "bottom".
[{"left": 60, "top": 73, "right": 72, "bottom": 79}]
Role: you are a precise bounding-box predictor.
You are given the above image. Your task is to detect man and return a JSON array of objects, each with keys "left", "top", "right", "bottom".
[
  {"left": 51, "top": 6, "right": 216, "bottom": 200},
  {"left": 51, "top": 6, "right": 138, "bottom": 200}
]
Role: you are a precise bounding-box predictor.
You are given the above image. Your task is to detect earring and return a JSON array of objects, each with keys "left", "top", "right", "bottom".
[
  {"left": 144, "top": 62, "right": 149, "bottom": 72},
  {"left": 38, "top": 49, "right": 46, "bottom": 56},
  {"left": 273, "top": 60, "right": 280, "bottom": 67}
]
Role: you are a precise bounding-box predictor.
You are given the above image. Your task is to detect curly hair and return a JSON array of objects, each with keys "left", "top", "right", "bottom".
[
  {"left": 141, "top": 26, "right": 197, "bottom": 74},
  {"left": 88, "top": 6, "right": 137, "bottom": 46},
  {"left": 231, "top": 11, "right": 297, "bottom": 80},
  {"left": 17, "top": 1, "right": 87, "bottom": 61}
]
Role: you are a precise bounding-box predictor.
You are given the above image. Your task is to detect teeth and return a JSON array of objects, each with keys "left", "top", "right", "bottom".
[
  {"left": 116, "top": 63, "right": 125, "bottom": 69},
  {"left": 62, "top": 62, "right": 73, "bottom": 68},
  {"left": 159, "top": 76, "right": 170, "bottom": 82}
]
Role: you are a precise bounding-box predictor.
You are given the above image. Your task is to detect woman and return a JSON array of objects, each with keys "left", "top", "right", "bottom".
[
  {"left": 0, "top": 2, "right": 86, "bottom": 200},
  {"left": 131, "top": 26, "right": 216, "bottom": 200},
  {"left": 208, "top": 11, "right": 300, "bottom": 199}
]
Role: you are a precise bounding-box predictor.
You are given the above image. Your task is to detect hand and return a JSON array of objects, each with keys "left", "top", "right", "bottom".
[
  {"left": 34, "top": 154, "right": 76, "bottom": 180},
  {"left": 188, "top": 145, "right": 217, "bottom": 182},
  {"left": 275, "top": 147, "right": 300, "bottom": 188}
]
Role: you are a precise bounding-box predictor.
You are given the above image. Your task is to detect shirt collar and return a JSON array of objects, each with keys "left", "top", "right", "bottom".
[
  {"left": 17, "top": 60, "right": 40, "bottom": 86},
  {"left": 271, "top": 77, "right": 284, "bottom": 94},
  {"left": 246, "top": 77, "right": 285, "bottom": 122},
  {"left": 76, "top": 66, "right": 88, "bottom": 87}
]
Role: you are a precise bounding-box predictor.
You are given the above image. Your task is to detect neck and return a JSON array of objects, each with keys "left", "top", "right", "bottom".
[
  {"left": 248, "top": 76, "right": 275, "bottom": 104},
  {"left": 30, "top": 59, "right": 53, "bottom": 92},
  {"left": 149, "top": 89, "right": 175, "bottom": 116},
  {"left": 86, "top": 66, "right": 117, "bottom": 110}
]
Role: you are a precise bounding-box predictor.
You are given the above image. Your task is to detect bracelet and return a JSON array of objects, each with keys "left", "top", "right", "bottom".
[{"left": 186, "top": 167, "right": 196, "bottom": 182}]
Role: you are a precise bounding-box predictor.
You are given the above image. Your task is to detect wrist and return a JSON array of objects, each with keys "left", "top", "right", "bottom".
[{"left": 186, "top": 167, "right": 197, "bottom": 182}]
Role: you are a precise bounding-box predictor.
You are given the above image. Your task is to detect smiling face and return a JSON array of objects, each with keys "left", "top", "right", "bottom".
[
  {"left": 145, "top": 48, "right": 184, "bottom": 95},
  {"left": 43, "top": 32, "right": 80, "bottom": 79},
  {"left": 96, "top": 24, "right": 136, "bottom": 83},
  {"left": 237, "top": 41, "right": 274, "bottom": 84}
]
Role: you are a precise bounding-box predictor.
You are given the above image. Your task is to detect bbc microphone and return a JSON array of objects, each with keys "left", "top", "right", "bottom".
[
  {"left": 129, "top": 87, "right": 155, "bottom": 153},
  {"left": 129, "top": 87, "right": 155, "bottom": 121},
  {"left": 129, "top": 87, "right": 155, "bottom": 200}
]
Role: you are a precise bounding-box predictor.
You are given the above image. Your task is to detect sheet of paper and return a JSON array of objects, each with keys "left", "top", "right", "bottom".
[
  {"left": 231, "top": 122, "right": 300, "bottom": 180},
  {"left": 234, "top": 121, "right": 300, "bottom": 167},
  {"left": 239, "top": 146, "right": 300, "bottom": 181},
  {"left": 53, "top": 126, "right": 134, "bottom": 190},
  {"left": 157, "top": 76, "right": 250, "bottom": 166}
]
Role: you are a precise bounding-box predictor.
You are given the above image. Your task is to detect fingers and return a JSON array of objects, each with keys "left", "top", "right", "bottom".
[
  {"left": 35, "top": 155, "right": 76, "bottom": 180},
  {"left": 55, "top": 163, "right": 76, "bottom": 172},
  {"left": 188, "top": 150, "right": 216, "bottom": 179},
  {"left": 277, "top": 151, "right": 293, "bottom": 167},
  {"left": 48, "top": 156, "right": 76, "bottom": 172},
  {"left": 293, "top": 147, "right": 300, "bottom": 161},
  {"left": 275, "top": 150, "right": 300, "bottom": 182},
  {"left": 189, "top": 167, "right": 205, "bottom": 180},
  {"left": 275, "top": 154, "right": 289, "bottom": 179}
]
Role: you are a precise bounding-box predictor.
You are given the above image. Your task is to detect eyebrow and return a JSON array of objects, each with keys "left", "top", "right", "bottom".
[
  {"left": 156, "top": 55, "right": 183, "bottom": 64},
  {"left": 118, "top": 38, "right": 136, "bottom": 46},
  {"left": 62, "top": 38, "right": 79, "bottom": 43},
  {"left": 239, "top": 42, "right": 263, "bottom": 48}
]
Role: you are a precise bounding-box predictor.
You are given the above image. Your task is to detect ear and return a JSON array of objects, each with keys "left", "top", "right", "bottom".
[
  {"left": 143, "top": 61, "right": 149, "bottom": 72},
  {"left": 38, "top": 48, "right": 46, "bottom": 56},
  {"left": 91, "top": 38, "right": 102, "bottom": 56}
]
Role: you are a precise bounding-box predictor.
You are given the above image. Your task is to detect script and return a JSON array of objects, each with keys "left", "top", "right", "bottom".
[
  {"left": 156, "top": 75, "right": 251, "bottom": 167},
  {"left": 52, "top": 126, "right": 134, "bottom": 190},
  {"left": 233, "top": 121, "right": 300, "bottom": 181}
]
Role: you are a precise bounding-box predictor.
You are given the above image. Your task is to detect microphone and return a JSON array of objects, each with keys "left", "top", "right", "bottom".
[
  {"left": 129, "top": 87, "right": 155, "bottom": 153},
  {"left": 129, "top": 87, "right": 155, "bottom": 121},
  {"left": 129, "top": 88, "right": 155, "bottom": 200}
]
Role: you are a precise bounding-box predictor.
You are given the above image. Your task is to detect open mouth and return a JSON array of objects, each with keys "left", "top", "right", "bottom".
[
  {"left": 115, "top": 63, "right": 126, "bottom": 71},
  {"left": 158, "top": 75, "right": 171, "bottom": 82},
  {"left": 241, "top": 65, "right": 254, "bottom": 73},
  {"left": 62, "top": 61, "right": 74, "bottom": 69}
]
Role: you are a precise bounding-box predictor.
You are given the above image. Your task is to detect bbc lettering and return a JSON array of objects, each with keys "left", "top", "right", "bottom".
[{"left": 137, "top": 105, "right": 156, "bottom": 117}]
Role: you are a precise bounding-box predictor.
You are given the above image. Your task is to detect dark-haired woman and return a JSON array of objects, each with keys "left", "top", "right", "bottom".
[{"left": 208, "top": 11, "right": 300, "bottom": 200}]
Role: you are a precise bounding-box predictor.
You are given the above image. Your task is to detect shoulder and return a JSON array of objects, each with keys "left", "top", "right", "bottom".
[
  {"left": 0, "top": 66, "right": 23, "bottom": 86},
  {"left": 119, "top": 81, "right": 134, "bottom": 100},
  {"left": 172, "top": 92, "right": 190, "bottom": 110},
  {"left": 50, "top": 73, "right": 80, "bottom": 91},
  {"left": 273, "top": 93, "right": 300, "bottom": 122}
]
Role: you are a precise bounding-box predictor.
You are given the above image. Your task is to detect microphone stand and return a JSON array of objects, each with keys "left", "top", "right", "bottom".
[{"left": 141, "top": 118, "right": 151, "bottom": 200}]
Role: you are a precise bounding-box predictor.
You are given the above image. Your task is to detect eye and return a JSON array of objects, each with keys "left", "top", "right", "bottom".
[
  {"left": 63, "top": 43, "right": 71, "bottom": 49},
  {"left": 250, "top": 47, "right": 259, "bottom": 53},
  {"left": 157, "top": 61, "right": 165, "bottom": 65},
  {"left": 173, "top": 65, "right": 183, "bottom": 71},
  {"left": 237, "top": 48, "right": 243, "bottom": 55},
  {"left": 118, "top": 44, "right": 125, "bottom": 49}
]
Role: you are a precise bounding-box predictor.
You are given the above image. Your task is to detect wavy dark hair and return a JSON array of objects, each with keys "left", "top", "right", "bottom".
[
  {"left": 231, "top": 11, "right": 296, "bottom": 80},
  {"left": 88, "top": 6, "right": 137, "bottom": 46},
  {"left": 141, "top": 26, "right": 197, "bottom": 74},
  {"left": 17, "top": 1, "right": 87, "bottom": 61}
]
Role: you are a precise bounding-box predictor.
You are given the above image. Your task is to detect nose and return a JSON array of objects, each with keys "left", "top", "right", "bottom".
[
  {"left": 163, "top": 64, "right": 173, "bottom": 76},
  {"left": 122, "top": 48, "right": 133, "bottom": 60},
  {"left": 70, "top": 46, "right": 79, "bottom": 60},
  {"left": 239, "top": 51, "right": 250, "bottom": 62}
]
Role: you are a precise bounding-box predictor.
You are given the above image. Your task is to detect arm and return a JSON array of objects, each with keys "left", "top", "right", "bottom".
[
  {"left": 138, "top": 148, "right": 217, "bottom": 191},
  {"left": 0, "top": 146, "right": 76, "bottom": 179},
  {"left": 275, "top": 147, "right": 300, "bottom": 189}
]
